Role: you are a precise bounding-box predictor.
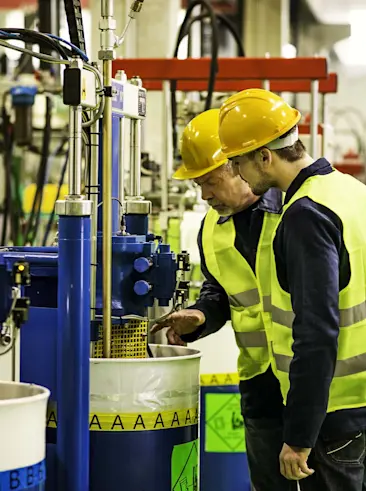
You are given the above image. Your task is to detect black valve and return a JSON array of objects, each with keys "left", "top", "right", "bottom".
[
  {"left": 12, "top": 297, "right": 31, "bottom": 328},
  {"left": 177, "top": 251, "right": 190, "bottom": 272}
]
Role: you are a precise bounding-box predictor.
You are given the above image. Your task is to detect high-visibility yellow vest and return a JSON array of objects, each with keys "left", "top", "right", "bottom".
[
  {"left": 202, "top": 207, "right": 280, "bottom": 380},
  {"left": 271, "top": 169, "right": 366, "bottom": 412}
]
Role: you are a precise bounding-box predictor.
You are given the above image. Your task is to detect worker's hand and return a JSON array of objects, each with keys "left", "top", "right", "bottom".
[
  {"left": 279, "top": 443, "right": 314, "bottom": 480},
  {"left": 150, "top": 309, "right": 205, "bottom": 346}
]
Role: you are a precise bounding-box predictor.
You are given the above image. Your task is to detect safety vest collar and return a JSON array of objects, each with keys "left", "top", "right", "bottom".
[
  {"left": 284, "top": 158, "right": 333, "bottom": 205},
  {"left": 216, "top": 188, "right": 283, "bottom": 225}
]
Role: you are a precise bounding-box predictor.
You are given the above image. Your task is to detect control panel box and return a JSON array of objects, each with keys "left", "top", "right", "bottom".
[{"left": 112, "top": 79, "right": 146, "bottom": 119}]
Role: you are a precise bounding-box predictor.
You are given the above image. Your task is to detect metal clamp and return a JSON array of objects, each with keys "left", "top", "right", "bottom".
[
  {"left": 175, "top": 280, "right": 190, "bottom": 310},
  {"left": 56, "top": 198, "right": 93, "bottom": 217},
  {"left": 123, "top": 199, "right": 151, "bottom": 215}
]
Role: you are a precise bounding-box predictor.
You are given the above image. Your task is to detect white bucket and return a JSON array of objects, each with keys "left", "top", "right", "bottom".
[
  {"left": 90, "top": 344, "right": 201, "bottom": 415},
  {"left": 0, "top": 381, "right": 50, "bottom": 479}
]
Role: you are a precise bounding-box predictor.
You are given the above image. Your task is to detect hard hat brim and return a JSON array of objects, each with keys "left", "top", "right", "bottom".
[{"left": 173, "top": 157, "right": 228, "bottom": 180}]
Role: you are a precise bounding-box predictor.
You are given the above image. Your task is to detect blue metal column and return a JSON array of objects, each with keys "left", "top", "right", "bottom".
[{"left": 57, "top": 215, "right": 91, "bottom": 491}]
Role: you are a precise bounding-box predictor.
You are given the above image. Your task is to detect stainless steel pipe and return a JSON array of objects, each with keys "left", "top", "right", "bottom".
[
  {"left": 310, "top": 79, "right": 319, "bottom": 160},
  {"left": 129, "top": 119, "right": 141, "bottom": 197},
  {"left": 102, "top": 60, "right": 112, "bottom": 358},
  {"left": 119, "top": 117, "right": 126, "bottom": 205},
  {"left": 68, "top": 106, "right": 83, "bottom": 196},
  {"left": 90, "top": 120, "right": 99, "bottom": 325},
  {"left": 101, "top": 0, "right": 114, "bottom": 17}
]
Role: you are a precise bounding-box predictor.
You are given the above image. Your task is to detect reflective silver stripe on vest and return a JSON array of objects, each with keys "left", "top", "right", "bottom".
[
  {"left": 229, "top": 288, "right": 260, "bottom": 308},
  {"left": 272, "top": 301, "right": 366, "bottom": 329},
  {"left": 274, "top": 353, "right": 292, "bottom": 373},
  {"left": 275, "top": 352, "right": 366, "bottom": 377},
  {"left": 271, "top": 305, "right": 295, "bottom": 328},
  {"left": 235, "top": 330, "right": 267, "bottom": 348},
  {"left": 262, "top": 295, "right": 272, "bottom": 312},
  {"left": 334, "top": 353, "right": 366, "bottom": 377},
  {"left": 340, "top": 301, "right": 366, "bottom": 327}
]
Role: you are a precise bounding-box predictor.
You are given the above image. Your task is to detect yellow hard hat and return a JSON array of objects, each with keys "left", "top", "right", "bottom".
[
  {"left": 219, "top": 88, "right": 302, "bottom": 159},
  {"left": 173, "top": 108, "right": 228, "bottom": 180}
]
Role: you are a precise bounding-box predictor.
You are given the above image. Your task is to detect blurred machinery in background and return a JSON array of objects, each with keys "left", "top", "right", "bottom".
[
  {"left": 0, "top": 0, "right": 72, "bottom": 248},
  {"left": 0, "top": 1, "right": 201, "bottom": 491}
]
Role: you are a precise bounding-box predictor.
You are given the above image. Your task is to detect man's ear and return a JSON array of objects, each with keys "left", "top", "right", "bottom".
[{"left": 254, "top": 148, "right": 272, "bottom": 169}]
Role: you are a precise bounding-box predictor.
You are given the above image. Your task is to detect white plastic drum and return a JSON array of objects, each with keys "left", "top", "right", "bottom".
[
  {"left": 88, "top": 345, "right": 201, "bottom": 491},
  {"left": 0, "top": 381, "right": 50, "bottom": 490}
]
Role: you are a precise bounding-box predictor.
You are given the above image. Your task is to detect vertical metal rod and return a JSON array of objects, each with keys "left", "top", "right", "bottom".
[
  {"left": 321, "top": 94, "right": 327, "bottom": 158},
  {"left": 129, "top": 119, "right": 141, "bottom": 196},
  {"left": 90, "top": 120, "right": 99, "bottom": 324},
  {"left": 119, "top": 117, "right": 126, "bottom": 204},
  {"left": 68, "top": 106, "right": 83, "bottom": 196},
  {"left": 102, "top": 60, "right": 112, "bottom": 358},
  {"left": 57, "top": 215, "right": 91, "bottom": 491},
  {"left": 161, "top": 81, "right": 170, "bottom": 213},
  {"left": 310, "top": 79, "right": 319, "bottom": 159},
  {"left": 262, "top": 52, "right": 270, "bottom": 91},
  {"left": 101, "top": 0, "right": 114, "bottom": 17},
  {"left": 11, "top": 331, "right": 16, "bottom": 381}
]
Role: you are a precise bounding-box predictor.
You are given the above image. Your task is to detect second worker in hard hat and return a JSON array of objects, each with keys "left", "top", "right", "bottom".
[
  {"left": 219, "top": 88, "right": 366, "bottom": 490},
  {"left": 151, "top": 109, "right": 297, "bottom": 491}
]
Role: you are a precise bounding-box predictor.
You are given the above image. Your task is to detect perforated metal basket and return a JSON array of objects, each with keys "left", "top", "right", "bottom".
[{"left": 93, "top": 319, "right": 148, "bottom": 359}]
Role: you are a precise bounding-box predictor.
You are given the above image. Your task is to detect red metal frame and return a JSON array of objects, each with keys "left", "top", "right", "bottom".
[
  {"left": 113, "top": 57, "right": 329, "bottom": 81},
  {"left": 181, "top": 0, "right": 238, "bottom": 13},
  {"left": 299, "top": 124, "right": 324, "bottom": 135},
  {"left": 113, "top": 57, "right": 335, "bottom": 94},
  {"left": 131, "top": 74, "right": 337, "bottom": 94}
]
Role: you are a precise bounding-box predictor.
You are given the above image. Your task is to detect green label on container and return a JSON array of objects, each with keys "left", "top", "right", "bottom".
[
  {"left": 171, "top": 439, "right": 199, "bottom": 490},
  {"left": 205, "top": 393, "right": 246, "bottom": 453}
]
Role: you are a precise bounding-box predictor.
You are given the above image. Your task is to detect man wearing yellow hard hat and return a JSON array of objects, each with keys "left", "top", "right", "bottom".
[
  {"left": 219, "top": 88, "right": 366, "bottom": 490},
  {"left": 151, "top": 109, "right": 297, "bottom": 491}
]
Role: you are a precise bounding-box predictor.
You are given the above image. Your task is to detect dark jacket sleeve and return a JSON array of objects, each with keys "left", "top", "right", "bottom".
[
  {"left": 181, "top": 219, "right": 231, "bottom": 343},
  {"left": 274, "top": 199, "right": 341, "bottom": 448}
]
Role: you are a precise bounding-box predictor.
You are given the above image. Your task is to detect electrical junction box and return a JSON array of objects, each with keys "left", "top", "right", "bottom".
[
  {"left": 63, "top": 66, "right": 97, "bottom": 109},
  {"left": 80, "top": 68, "right": 98, "bottom": 109},
  {"left": 112, "top": 78, "right": 146, "bottom": 119}
]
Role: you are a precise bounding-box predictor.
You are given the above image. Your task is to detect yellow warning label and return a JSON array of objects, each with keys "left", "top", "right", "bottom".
[
  {"left": 47, "top": 405, "right": 199, "bottom": 432},
  {"left": 205, "top": 393, "right": 245, "bottom": 453},
  {"left": 200, "top": 373, "right": 239, "bottom": 386},
  {"left": 81, "top": 77, "right": 87, "bottom": 101}
]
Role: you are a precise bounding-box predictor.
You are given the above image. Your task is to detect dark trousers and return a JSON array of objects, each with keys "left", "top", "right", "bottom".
[
  {"left": 245, "top": 418, "right": 366, "bottom": 491},
  {"left": 301, "top": 431, "right": 366, "bottom": 491},
  {"left": 245, "top": 417, "right": 297, "bottom": 491}
]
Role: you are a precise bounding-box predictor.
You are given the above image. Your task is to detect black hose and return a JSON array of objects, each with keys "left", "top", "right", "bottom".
[
  {"left": 0, "top": 28, "right": 70, "bottom": 60},
  {"left": 30, "top": 97, "right": 53, "bottom": 245},
  {"left": 23, "top": 96, "right": 52, "bottom": 245},
  {"left": 11, "top": 153, "right": 24, "bottom": 245},
  {"left": 42, "top": 150, "right": 69, "bottom": 246},
  {"left": 183, "top": 13, "right": 245, "bottom": 57},
  {"left": 1, "top": 93, "right": 12, "bottom": 245},
  {"left": 174, "top": 1, "right": 219, "bottom": 101},
  {"left": 2, "top": 118, "right": 12, "bottom": 245},
  {"left": 171, "top": 0, "right": 219, "bottom": 155}
]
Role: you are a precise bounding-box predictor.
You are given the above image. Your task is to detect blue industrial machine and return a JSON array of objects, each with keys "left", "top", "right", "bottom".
[{"left": 0, "top": 1, "right": 197, "bottom": 490}]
